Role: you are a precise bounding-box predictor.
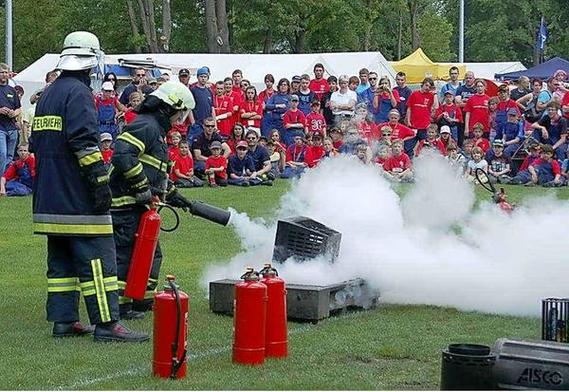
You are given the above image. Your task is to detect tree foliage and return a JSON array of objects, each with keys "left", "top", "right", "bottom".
[{"left": 1, "top": 0, "right": 567, "bottom": 72}]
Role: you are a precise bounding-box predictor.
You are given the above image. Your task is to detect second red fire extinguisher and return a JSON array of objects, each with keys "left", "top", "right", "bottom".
[
  {"left": 233, "top": 267, "right": 267, "bottom": 365},
  {"left": 260, "top": 263, "right": 288, "bottom": 358},
  {"left": 125, "top": 207, "right": 161, "bottom": 300},
  {"left": 153, "top": 275, "right": 189, "bottom": 379}
]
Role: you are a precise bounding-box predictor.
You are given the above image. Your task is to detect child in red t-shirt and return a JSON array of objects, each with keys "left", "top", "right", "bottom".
[
  {"left": 435, "top": 91, "right": 463, "bottom": 141},
  {"left": 283, "top": 95, "right": 306, "bottom": 145},
  {"left": 214, "top": 80, "right": 234, "bottom": 138},
  {"left": 472, "top": 123, "right": 490, "bottom": 153},
  {"left": 305, "top": 100, "right": 327, "bottom": 137},
  {"left": 415, "top": 124, "right": 445, "bottom": 157},
  {"left": 99, "top": 132, "right": 114, "bottom": 166},
  {"left": 124, "top": 91, "right": 143, "bottom": 125},
  {"left": 0, "top": 144, "right": 35, "bottom": 196},
  {"left": 205, "top": 141, "right": 228, "bottom": 187},
  {"left": 383, "top": 140, "right": 413, "bottom": 182},
  {"left": 329, "top": 127, "right": 344, "bottom": 150},
  {"left": 375, "top": 144, "right": 391, "bottom": 169},
  {"left": 168, "top": 131, "right": 182, "bottom": 161},
  {"left": 170, "top": 141, "right": 204, "bottom": 187}
]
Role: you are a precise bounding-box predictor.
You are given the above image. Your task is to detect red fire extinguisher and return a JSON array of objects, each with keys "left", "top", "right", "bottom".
[
  {"left": 125, "top": 207, "right": 161, "bottom": 300},
  {"left": 153, "top": 275, "right": 189, "bottom": 379},
  {"left": 260, "top": 263, "right": 288, "bottom": 358},
  {"left": 232, "top": 267, "right": 267, "bottom": 365}
]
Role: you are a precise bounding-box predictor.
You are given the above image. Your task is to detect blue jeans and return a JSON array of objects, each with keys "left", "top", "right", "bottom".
[{"left": 0, "top": 128, "right": 18, "bottom": 175}]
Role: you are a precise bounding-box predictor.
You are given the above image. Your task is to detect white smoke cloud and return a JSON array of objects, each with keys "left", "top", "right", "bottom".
[{"left": 203, "top": 155, "right": 569, "bottom": 317}]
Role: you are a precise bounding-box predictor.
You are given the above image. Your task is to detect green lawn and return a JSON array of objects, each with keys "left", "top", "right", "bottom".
[{"left": 0, "top": 182, "right": 567, "bottom": 390}]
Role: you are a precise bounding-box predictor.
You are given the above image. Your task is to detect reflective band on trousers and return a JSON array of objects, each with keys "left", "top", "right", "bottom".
[
  {"left": 33, "top": 213, "right": 113, "bottom": 235},
  {"left": 47, "top": 277, "right": 80, "bottom": 293},
  {"left": 90, "top": 259, "right": 112, "bottom": 323}
]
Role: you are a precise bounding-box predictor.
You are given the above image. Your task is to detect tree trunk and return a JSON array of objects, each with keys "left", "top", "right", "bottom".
[
  {"left": 126, "top": 0, "right": 142, "bottom": 53},
  {"left": 136, "top": 0, "right": 158, "bottom": 52},
  {"left": 205, "top": 0, "right": 219, "bottom": 53},
  {"left": 215, "top": 0, "right": 230, "bottom": 53},
  {"left": 144, "top": 0, "right": 160, "bottom": 52},
  {"left": 294, "top": 29, "right": 306, "bottom": 54},
  {"left": 408, "top": 0, "right": 421, "bottom": 49},
  {"left": 397, "top": 13, "right": 403, "bottom": 60},
  {"left": 262, "top": 29, "right": 272, "bottom": 54},
  {"left": 161, "top": 0, "right": 171, "bottom": 52}
]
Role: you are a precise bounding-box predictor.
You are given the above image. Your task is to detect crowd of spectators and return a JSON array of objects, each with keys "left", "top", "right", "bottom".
[{"left": 2, "top": 61, "right": 569, "bottom": 197}]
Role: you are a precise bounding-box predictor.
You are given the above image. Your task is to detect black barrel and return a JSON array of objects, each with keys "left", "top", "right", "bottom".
[
  {"left": 441, "top": 344, "right": 496, "bottom": 390},
  {"left": 188, "top": 201, "right": 231, "bottom": 226}
]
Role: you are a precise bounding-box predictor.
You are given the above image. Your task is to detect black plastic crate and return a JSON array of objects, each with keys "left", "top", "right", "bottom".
[
  {"left": 272, "top": 216, "right": 341, "bottom": 263},
  {"left": 542, "top": 298, "right": 569, "bottom": 343}
]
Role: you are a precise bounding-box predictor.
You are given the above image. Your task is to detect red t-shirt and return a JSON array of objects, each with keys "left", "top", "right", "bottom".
[
  {"left": 258, "top": 89, "right": 276, "bottom": 105},
  {"left": 168, "top": 146, "right": 180, "bottom": 161},
  {"left": 124, "top": 109, "right": 138, "bottom": 124},
  {"left": 464, "top": 94, "right": 490, "bottom": 131},
  {"left": 286, "top": 144, "right": 308, "bottom": 163},
  {"left": 214, "top": 94, "right": 234, "bottom": 137},
  {"left": 230, "top": 89, "right": 243, "bottom": 127},
  {"left": 283, "top": 109, "right": 306, "bottom": 127},
  {"left": 357, "top": 121, "right": 380, "bottom": 143},
  {"left": 305, "top": 112, "right": 327, "bottom": 135},
  {"left": 205, "top": 155, "right": 228, "bottom": 179},
  {"left": 309, "top": 78, "right": 330, "bottom": 101},
  {"left": 375, "top": 156, "right": 388, "bottom": 166},
  {"left": 170, "top": 154, "right": 195, "bottom": 182},
  {"left": 562, "top": 92, "right": 569, "bottom": 120},
  {"left": 435, "top": 103, "right": 463, "bottom": 123},
  {"left": 474, "top": 137, "right": 490, "bottom": 153},
  {"left": 415, "top": 139, "right": 445, "bottom": 157},
  {"left": 332, "top": 140, "right": 344, "bottom": 150},
  {"left": 378, "top": 122, "right": 415, "bottom": 141},
  {"left": 2, "top": 155, "right": 35, "bottom": 181},
  {"left": 239, "top": 100, "right": 263, "bottom": 128},
  {"left": 384, "top": 152, "right": 412, "bottom": 173},
  {"left": 101, "top": 149, "right": 113, "bottom": 164},
  {"left": 497, "top": 99, "right": 520, "bottom": 115},
  {"left": 95, "top": 96, "right": 120, "bottom": 111},
  {"left": 305, "top": 145, "right": 325, "bottom": 167},
  {"left": 407, "top": 91, "right": 435, "bottom": 129}
]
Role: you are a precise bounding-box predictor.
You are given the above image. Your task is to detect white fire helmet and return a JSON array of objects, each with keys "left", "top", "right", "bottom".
[
  {"left": 57, "top": 31, "right": 103, "bottom": 71},
  {"left": 151, "top": 81, "right": 196, "bottom": 120}
]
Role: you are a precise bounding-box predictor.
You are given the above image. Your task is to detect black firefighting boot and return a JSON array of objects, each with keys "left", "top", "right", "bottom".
[
  {"left": 52, "top": 322, "right": 95, "bottom": 338},
  {"left": 120, "top": 310, "right": 146, "bottom": 320},
  {"left": 94, "top": 321, "right": 149, "bottom": 343}
]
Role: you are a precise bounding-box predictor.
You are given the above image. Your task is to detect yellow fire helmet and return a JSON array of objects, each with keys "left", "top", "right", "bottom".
[{"left": 151, "top": 81, "right": 196, "bottom": 112}]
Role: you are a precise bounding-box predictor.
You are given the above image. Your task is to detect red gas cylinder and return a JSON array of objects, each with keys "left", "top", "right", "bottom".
[
  {"left": 125, "top": 208, "right": 161, "bottom": 300},
  {"left": 153, "top": 275, "right": 189, "bottom": 379},
  {"left": 260, "top": 263, "right": 288, "bottom": 358},
  {"left": 232, "top": 267, "right": 267, "bottom": 365}
]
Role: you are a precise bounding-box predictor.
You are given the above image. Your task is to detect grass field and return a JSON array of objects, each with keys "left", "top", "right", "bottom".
[{"left": 1, "top": 182, "right": 568, "bottom": 390}]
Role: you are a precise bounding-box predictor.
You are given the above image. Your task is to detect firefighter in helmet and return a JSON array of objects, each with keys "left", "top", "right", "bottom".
[
  {"left": 31, "top": 31, "right": 148, "bottom": 342},
  {"left": 110, "top": 81, "right": 196, "bottom": 318}
]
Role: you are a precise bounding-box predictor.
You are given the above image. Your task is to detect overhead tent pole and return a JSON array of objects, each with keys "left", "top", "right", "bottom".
[
  {"left": 459, "top": 0, "right": 464, "bottom": 63},
  {"left": 5, "top": 0, "right": 13, "bottom": 70}
]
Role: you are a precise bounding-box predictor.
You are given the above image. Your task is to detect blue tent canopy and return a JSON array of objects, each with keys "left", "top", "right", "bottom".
[{"left": 495, "top": 57, "right": 569, "bottom": 81}]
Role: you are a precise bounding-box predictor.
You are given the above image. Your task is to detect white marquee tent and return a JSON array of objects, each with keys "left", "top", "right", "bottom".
[{"left": 14, "top": 51, "right": 398, "bottom": 111}]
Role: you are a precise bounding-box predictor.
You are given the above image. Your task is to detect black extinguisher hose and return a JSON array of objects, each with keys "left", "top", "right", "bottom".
[{"left": 169, "top": 280, "right": 187, "bottom": 380}]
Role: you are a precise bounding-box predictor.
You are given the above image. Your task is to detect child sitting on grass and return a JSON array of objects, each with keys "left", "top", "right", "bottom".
[
  {"left": 486, "top": 139, "right": 512, "bottom": 184},
  {"left": 374, "top": 144, "right": 391, "bottom": 169},
  {"left": 266, "top": 140, "right": 283, "bottom": 178},
  {"left": 168, "top": 131, "right": 182, "bottom": 161},
  {"left": 322, "top": 137, "right": 339, "bottom": 160},
  {"left": 282, "top": 135, "right": 309, "bottom": 179},
  {"left": 205, "top": 141, "right": 228, "bottom": 187},
  {"left": 170, "top": 140, "right": 204, "bottom": 188},
  {"left": 415, "top": 124, "right": 445, "bottom": 157},
  {"left": 465, "top": 146, "right": 488, "bottom": 182},
  {"left": 461, "top": 139, "right": 474, "bottom": 161},
  {"left": 446, "top": 143, "right": 466, "bottom": 176},
  {"left": 472, "top": 123, "right": 490, "bottom": 153},
  {"left": 525, "top": 144, "right": 563, "bottom": 187},
  {"left": 0, "top": 144, "right": 35, "bottom": 196},
  {"left": 383, "top": 140, "right": 413, "bottom": 182},
  {"left": 227, "top": 140, "right": 261, "bottom": 186}
]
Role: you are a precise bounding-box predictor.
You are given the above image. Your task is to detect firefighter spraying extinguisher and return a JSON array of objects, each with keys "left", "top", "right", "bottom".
[
  {"left": 259, "top": 263, "right": 288, "bottom": 358},
  {"left": 233, "top": 268, "right": 267, "bottom": 365},
  {"left": 153, "top": 275, "right": 189, "bottom": 379}
]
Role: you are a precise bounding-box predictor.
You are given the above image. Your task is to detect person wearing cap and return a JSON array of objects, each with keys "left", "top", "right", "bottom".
[
  {"left": 95, "top": 81, "right": 126, "bottom": 139},
  {"left": 435, "top": 89, "right": 463, "bottom": 143},
  {"left": 227, "top": 140, "right": 260, "bottom": 186},
  {"left": 31, "top": 31, "right": 148, "bottom": 342},
  {"left": 119, "top": 67, "right": 150, "bottom": 105},
  {"left": 330, "top": 75, "right": 357, "bottom": 126},
  {"left": 486, "top": 138, "right": 512, "bottom": 184},
  {"left": 110, "top": 80, "right": 196, "bottom": 323},
  {"left": 0, "top": 62, "right": 21, "bottom": 174},
  {"left": 438, "top": 125, "right": 455, "bottom": 156},
  {"left": 496, "top": 108, "right": 525, "bottom": 159},
  {"left": 178, "top": 68, "right": 190, "bottom": 87},
  {"left": 188, "top": 66, "right": 215, "bottom": 141},
  {"left": 283, "top": 94, "right": 306, "bottom": 146},
  {"left": 495, "top": 84, "right": 519, "bottom": 137},
  {"left": 291, "top": 75, "right": 301, "bottom": 95},
  {"left": 99, "top": 132, "right": 114, "bottom": 166},
  {"left": 204, "top": 140, "right": 228, "bottom": 187}
]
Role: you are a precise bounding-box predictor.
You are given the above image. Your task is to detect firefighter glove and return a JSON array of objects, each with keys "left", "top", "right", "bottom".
[
  {"left": 165, "top": 189, "right": 191, "bottom": 212},
  {"left": 92, "top": 184, "right": 112, "bottom": 213},
  {"left": 134, "top": 189, "right": 153, "bottom": 205}
]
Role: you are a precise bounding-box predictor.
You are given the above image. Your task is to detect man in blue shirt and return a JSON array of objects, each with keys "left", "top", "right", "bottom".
[
  {"left": 439, "top": 66, "right": 462, "bottom": 102},
  {"left": 245, "top": 129, "right": 273, "bottom": 185},
  {"left": 118, "top": 67, "right": 151, "bottom": 105},
  {"left": 0, "top": 63, "right": 21, "bottom": 174},
  {"left": 355, "top": 68, "right": 370, "bottom": 95},
  {"left": 393, "top": 72, "right": 411, "bottom": 123},
  {"left": 189, "top": 66, "right": 215, "bottom": 140}
]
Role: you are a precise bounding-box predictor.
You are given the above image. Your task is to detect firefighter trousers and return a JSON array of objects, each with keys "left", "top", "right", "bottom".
[
  {"left": 46, "top": 235, "right": 120, "bottom": 324},
  {"left": 112, "top": 207, "right": 163, "bottom": 314}
]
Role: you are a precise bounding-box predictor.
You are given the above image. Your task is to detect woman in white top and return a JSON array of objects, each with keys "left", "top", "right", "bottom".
[{"left": 330, "top": 74, "right": 357, "bottom": 126}]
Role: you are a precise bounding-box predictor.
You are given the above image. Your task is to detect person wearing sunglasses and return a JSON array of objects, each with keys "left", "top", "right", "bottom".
[{"left": 119, "top": 67, "right": 150, "bottom": 105}]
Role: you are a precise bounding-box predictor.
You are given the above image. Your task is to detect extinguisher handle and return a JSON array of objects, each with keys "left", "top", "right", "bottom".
[{"left": 156, "top": 203, "right": 180, "bottom": 232}]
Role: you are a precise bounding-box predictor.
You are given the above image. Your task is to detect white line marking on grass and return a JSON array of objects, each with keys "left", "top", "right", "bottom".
[{"left": 54, "top": 311, "right": 368, "bottom": 390}]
